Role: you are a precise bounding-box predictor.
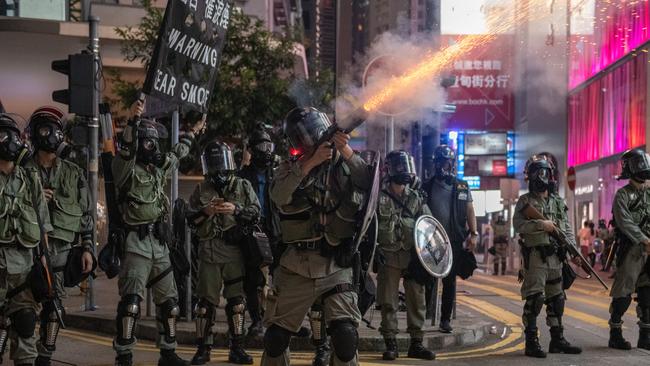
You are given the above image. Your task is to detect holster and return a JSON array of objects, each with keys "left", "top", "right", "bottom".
[{"left": 519, "top": 239, "right": 531, "bottom": 270}]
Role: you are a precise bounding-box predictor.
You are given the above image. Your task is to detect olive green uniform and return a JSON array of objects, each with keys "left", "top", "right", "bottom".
[
  {"left": 111, "top": 128, "right": 193, "bottom": 355},
  {"left": 0, "top": 165, "right": 52, "bottom": 365},
  {"left": 25, "top": 157, "right": 93, "bottom": 358},
  {"left": 514, "top": 192, "right": 575, "bottom": 328},
  {"left": 609, "top": 184, "right": 650, "bottom": 331},
  {"left": 376, "top": 186, "right": 431, "bottom": 339},
  {"left": 263, "top": 154, "right": 371, "bottom": 366},
  {"left": 189, "top": 177, "right": 260, "bottom": 345}
]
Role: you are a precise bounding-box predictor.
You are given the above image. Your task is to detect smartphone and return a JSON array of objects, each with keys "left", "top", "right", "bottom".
[{"left": 212, "top": 197, "right": 225, "bottom": 205}]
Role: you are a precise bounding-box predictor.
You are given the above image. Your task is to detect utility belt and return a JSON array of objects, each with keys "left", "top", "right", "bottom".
[
  {"left": 126, "top": 221, "right": 164, "bottom": 241},
  {"left": 519, "top": 241, "right": 560, "bottom": 269},
  {"left": 213, "top": 228, "right": 243, "bottom": 244},
  {"left": 292, "top": 239, "right": 324, "bottom": 251}
]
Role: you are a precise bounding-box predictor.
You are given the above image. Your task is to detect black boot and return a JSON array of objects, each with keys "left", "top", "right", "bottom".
[
  {"left": 493, "top": 262, "right": 499, "bottom": 276},
  {"left": 35, "top": 356, "right": 52, "bottom": 366},
  {"left": 608, "top": 325, "right": 631, "bottom": 350},
  {"left": 115, "top": 353, "right": 133, "bottom": 366},
  {"left": 159, "top": 349, "right": 190, "bottom": 366},
  {"left": 407, "top": 338, "right": 435, "bottom": 360},
  {"left": 191, "top": 345, "right": 211, "bottom": 365},
  {"left": 382, "top": 337, "right": 399, "bottom": 360},
  {"left": 229, "top": 337, "right": 253, "bottom": 365},
  {"left": 549, "top": 326, "right": 582, "bottom": 354},
  {"left": 312, "top": 340, "right": 331, "bottom": 366},
  {"left": 439, "top": 319, "right": 453, "bottom": 333},
  {"left": 524, "top": 329, "right": 546, "bottom": 358},
  {"left": 639, "top": 326, "right": 650, "bottom": 350}
]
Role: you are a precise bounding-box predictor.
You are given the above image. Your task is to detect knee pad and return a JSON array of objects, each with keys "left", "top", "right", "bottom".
[
  {"left": 264, "top": 324, "right": 292, "bottom": 358},
  {"left": 157, "top": 299, "right": 180, "bottom": 343},
  {"left": 11, "top": 308, "right": 36, "bottom": 339},
  {"left": 194, "top": 299, "right": 216, "bottom": 343},
  {"left": 329, "top": 319, "right": 358, "bottom": 363},
  {"left": 226, "top": 296, "right": 246, "bottom": 336},
  {"left": 545, "top": 294, "right": 566, "bottom": 318},
  {"left": 116, "top": 294, "right": 141, "bottom": 345},
  {"left": 524, "top": 293, "right": 544, "bottom": 316}
]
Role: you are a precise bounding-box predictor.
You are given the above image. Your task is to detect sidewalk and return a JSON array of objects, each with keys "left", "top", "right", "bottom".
[{"left": 62, "top": 273, "right": 497, "bottom": 352}]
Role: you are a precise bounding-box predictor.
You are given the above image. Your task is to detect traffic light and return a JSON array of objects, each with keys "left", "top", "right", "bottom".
[{"left": 51, "top": 52, "right": 94, "bottom": 115}]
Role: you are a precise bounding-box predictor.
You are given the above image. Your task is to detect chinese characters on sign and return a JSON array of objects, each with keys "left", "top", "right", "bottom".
[
  {"left": 143, "top": 0, "right": 234, "bottom": 113},
  {"left": 451, "top": 60, "right": 510, "bottom": 89}
]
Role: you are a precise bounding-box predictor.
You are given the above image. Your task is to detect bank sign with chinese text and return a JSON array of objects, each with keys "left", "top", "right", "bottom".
[
  {"left": 442, "top": 35, "right": 515, "bottom": 131},
  {"left": 143, "top": 0, "right": 234, "bottom": 113}
]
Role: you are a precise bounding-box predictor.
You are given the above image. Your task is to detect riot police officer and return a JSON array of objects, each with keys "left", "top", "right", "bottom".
[
  {"left": 608, "top": 148, "right": 650, "bottom": 351},
  {"left": 492, "top": 215, "right": 509, "bottom": 275},
  {"left": 25, "top": 106, "right": 95, "bottom": 366},
  {"left": 111, "top": 101, "right": 202, "bottom": 366},
  {"left": 514, "top": 155, "right": 582, "bottom": 358},
  {"left": 262, "top": 107, "right": 372, "bottom": 366},
  {"left": 423, "top": 145, "right": 478, "bottom": 333},
  {"left": 189, "top": 141, "right": 260, "bottom": 365},
  {"left": 0, "top": 113, "right": 51, "bottom": 366},
  {"left": 376, "top": 150, "right": 435, "bottom": 361},
  {"left": 238, "top": 126, "right": 279, "bottom": 338}
]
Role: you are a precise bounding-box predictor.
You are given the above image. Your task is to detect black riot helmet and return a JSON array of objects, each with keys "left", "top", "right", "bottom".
[
  {"left": 201, "top": 140, "right": 236, "bottom": 187},
  {"left": 283, "top": 107, "right": 332, "bottom": 158},
  {"left": 28, "top": 106, "right": 65, "bottom": 153},
  {"left": 525, "top": 155, "right": 554, "bottom": 193},
  {"left": 619, "top": 148, "right": 650, "bottom": 182},
  {"left": 433, "top": 145, "right": 456, "bottom": 180},
  {"left": 0, "top": 113, "right": 26, "bottom": 162},
  {"left": 249, "top": 126, "right": 275, "bottom": 168},
  {"left": 386, "top": 150, "right": 416, "bottom": 185},
  {"left": 136, "top": 120, "right": 164, "bottom": 167}
]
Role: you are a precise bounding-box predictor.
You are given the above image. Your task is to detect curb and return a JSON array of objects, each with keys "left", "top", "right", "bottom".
[{"left": 65, "top": 312, "right": 494, "bottom": 352}]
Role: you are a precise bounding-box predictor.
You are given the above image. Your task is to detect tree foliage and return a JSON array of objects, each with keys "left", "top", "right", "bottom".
[{"left": 111, "top": 0, "right": 333, "bottom": 140}]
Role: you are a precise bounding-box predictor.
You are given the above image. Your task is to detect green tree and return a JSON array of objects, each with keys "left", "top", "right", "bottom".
[{"left": 112, "top": 0, "right": 333, "bottom": 139}]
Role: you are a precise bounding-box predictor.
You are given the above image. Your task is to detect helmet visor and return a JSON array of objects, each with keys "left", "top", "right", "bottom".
[
  {"left": 387, "top": 152, "right": 415, "bottom": 177},
  {"left": 287, "top": 111, "right": 332, "bottom": 152},
  {"left": 252, "top": 141, "right": 275, "bottom": 154},
  {"left": 201, "top": 146, "right": 236, "bottom": 175}
]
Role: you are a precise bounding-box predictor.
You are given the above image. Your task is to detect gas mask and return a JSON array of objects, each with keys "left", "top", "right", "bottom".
[
  {"left": 392, "top": 174, "right": 414, "bottom": 186},
  {"left": 0, "top": 128, "right": 25, "bottom": 162},
  {"left": 33, "top": 122, "right": 64, "bottom": 153},
  {"left": 136, "top": 137, "right": 164, "bottom": 167},
  {"left": 434, "top": 159, "right": 455, "bottom": 183},
  {"left": 528, "top": 167, "right": 551, "bottom": 193},
  {"left": 201, "top": 141, "right": 236, "bottom": 189},
  {"left": 250, "top": 141, "right": 275, "bottom": 169}
]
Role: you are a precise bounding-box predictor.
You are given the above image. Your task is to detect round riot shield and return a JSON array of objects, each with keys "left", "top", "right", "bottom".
[{"left": 414, "top": 215, "right": 453, "bottom": 278}]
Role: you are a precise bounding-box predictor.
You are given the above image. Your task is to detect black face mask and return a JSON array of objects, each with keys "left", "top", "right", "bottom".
[
  {"left": 0, "top": 129, "right": 24, "bottom": 162},
  {"left": 33, "top": 123, "right": 64, "bottom": 153},
  {"left": 391, "top": 174, "right": 414, "bottom": 186},
  {"left": 209, "top": 172, "right": 231, "bottom": 189},
  {"left": 136, "top": 138, "right": 164, "bottom": 167},
  {"left": 529, "top": 168, "right": 551, "bottom": 193},
  {"left": 251, "top": 151, "right": 273, "bottom": 168}
]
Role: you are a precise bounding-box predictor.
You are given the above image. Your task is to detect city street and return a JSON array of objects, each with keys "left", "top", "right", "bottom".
[{"left": 49, "top": 272, "right": 650, "bottom": 366}]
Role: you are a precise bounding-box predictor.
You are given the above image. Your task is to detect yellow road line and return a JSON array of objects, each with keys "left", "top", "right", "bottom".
[
  {"left": 473, "top": 275, "right": 612, "bottom": 311},
  {"left": 461, "top": 280, "right": 610, "bottom": 328}
]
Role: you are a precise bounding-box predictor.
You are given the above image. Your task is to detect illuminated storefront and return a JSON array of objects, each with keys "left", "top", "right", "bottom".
[{"left": 568, "top": 0, "right": 650, "bottom": 222}]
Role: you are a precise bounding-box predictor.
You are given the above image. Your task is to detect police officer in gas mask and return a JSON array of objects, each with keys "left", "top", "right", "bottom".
[
  {"left": 111, "top": 101, "right": 203, "bottom": 366},
  {"left": 239, "top": 126, "right": 280, "bottom": 337},
  {"left": 514, "top": 155, "right": 581, "bottom": 358},
  {"left": 423, "top": 145, "right": 478, "bottom": 333},
  {"left": 262, "top": 107, "right": 372, "bottom": 366},
  {"left": 608, "top": 149, "right": 650, "bottom": 351},
  {"left": 189, "top": 141, "right": 260, "bottom": 365},
  {"left": 376, "top": 150, "right": 435, "bottom": 360},
  {"left": 24, "top": 106, "right": 95, "bottom": 366},
  {"left": 0, "top": 113, "right": 52, "bottom": 366}
]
